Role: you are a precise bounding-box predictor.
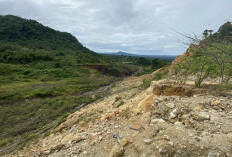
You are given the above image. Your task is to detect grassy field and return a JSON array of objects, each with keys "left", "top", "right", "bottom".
[{"left": 0, "top": 61, "right": 120, "bottom": 155}]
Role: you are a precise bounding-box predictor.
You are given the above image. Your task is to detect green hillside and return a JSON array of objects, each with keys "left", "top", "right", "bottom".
[
  {"left": 174, "top": 21, "right": 232, "bottom": 88},
  {"left": 0, "top": 15, "right": 109, "bottom": 65},
  {"left": 0, "top": 15, "right": 87, "bottom": 51}
]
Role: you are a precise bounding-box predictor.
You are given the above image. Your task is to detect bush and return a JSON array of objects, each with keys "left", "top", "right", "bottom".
[
  {"left": 61, "top": 112, "right": 70, "bottom": 120},
  {"left": 116, "top": 101, "right": 124, "bottom": 108},
  {"left": 0, "top": 142, "right": 7, "bottom": 147},
  {"left": 140, "top": 79, "right": 152, "bottom": 89},
  {"left": 152, "top": 59, "right": 170, "bottom": 69},
  {"left": 34, "top": 90, "right": 54, "bottom": 98},
  {"left": 153, "top": 71, "right": 168, "bottom": 81}
]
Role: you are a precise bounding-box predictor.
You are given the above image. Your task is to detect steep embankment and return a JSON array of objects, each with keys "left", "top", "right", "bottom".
[{"left": 5, "top": 70, "right": 232, "bottom": 157}]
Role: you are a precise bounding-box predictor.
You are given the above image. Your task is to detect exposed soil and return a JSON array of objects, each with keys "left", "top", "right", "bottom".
[{"left": 4, "top": 72, "right": 232, "bottom": 157}]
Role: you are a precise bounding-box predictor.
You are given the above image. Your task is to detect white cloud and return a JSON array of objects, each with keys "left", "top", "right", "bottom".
[{"left": 0, "top": 0, "right": 231, "bottom": 55}]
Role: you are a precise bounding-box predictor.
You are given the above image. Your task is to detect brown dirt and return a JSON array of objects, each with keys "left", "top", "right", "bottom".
[{"left": 4, "top": 73, "right": 232, "bottom": 157}]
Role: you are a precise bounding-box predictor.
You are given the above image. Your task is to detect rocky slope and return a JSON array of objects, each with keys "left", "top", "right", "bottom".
[{"left": 4, "top": 72, "right": 232, "bottom": 157}]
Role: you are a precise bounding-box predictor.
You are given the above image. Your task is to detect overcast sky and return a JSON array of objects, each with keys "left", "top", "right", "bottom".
[{"left": 0, "top": 0, "right": 232, "bottom": 55}]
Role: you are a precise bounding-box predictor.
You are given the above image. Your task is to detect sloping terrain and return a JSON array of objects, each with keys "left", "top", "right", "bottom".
[
  {"left": 5, "top": 71, "right": 232, "bottom": 157},
  {"left": 1, "top": 16, "right": 232, "bottom": 157},
  {"left": 0, "top": 15, "right": 137, "bottom": 155},
  {"left": 0, "top": 15, "right": 87, "bottom": 52}
]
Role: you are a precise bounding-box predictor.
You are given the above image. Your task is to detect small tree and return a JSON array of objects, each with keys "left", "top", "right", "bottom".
[
  {"left": 189, "top": 46, "right": 216, "bottom": 87},
  {"left": 173, "top": 56, "right": 191, "bottom": 85},
  {"left": 172, "top": 22, "right": 232, "bottom": 86},
  {"left": 203, "top": 30, "right": 209, "bottom": 38},
  {"left": 174, "top": 45, "right": 216, "bottom": 87}
]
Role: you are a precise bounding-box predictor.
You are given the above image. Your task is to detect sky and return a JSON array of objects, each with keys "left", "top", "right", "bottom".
[{"left": 0, "top": 0, "right": 232, "bottom": 55}]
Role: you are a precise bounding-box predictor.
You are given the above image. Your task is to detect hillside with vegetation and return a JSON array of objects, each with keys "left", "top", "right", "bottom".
[
  {"left": 0, "top": 15, "right": 173, "bottom": 155},
  {"left": 4, "top": 20, "right": 232, "bottom": 156},
  {"left": 173, "top": 21, "right": 232, "bottom": 89},
  {"left": 3, "top": 15, "right": 232, "bottom": 157},
  {"left": 101, "top": 54, "right": 171, "bottom": 76},
  {"left": 0, "top": 15, "right": 136, "bottom": 154},
  {"left": 0, "top": 15, "right": 88, "bottom": 51}
]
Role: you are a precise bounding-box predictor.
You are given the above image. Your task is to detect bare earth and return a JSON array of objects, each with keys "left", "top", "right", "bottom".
[{"left": 4, "top": 72, "right": 232, "bottom": 157}]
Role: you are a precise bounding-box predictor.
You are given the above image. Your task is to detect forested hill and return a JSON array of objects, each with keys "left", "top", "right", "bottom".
[
  {"left": 0, "top": 15, "right": 112, "bottom": 65},
  {"left": 201, "top": 21, "right": 232, "bottom": 43},
  {"left": 0, "top": 15, "right": 91, "bottom": 52},
  {"left": 0, "top": 15, "right": 138, "bottom": 155}
]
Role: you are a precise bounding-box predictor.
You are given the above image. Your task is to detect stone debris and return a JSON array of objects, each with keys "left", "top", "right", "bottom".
[
  {"left": 144, "top": 139, "right": 152, "bottom": 144},
  {"left": 8, "top": 79, "right": 232, "bottom": 157},
  {"left": 166, "top": 102, "right": 175, "bottom": 109},
  {"left": 109, "top": 139, "right": 128, "bottom": 157},
  {"left": 169, "top": 108, "right": 177, "bottom": 119}
]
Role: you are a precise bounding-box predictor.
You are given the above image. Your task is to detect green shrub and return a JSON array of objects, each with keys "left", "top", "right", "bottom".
[
  {"left": 151, "top": 58, "right": 170, "bottom": 69},
  {"left": 61, "top": 112, "right": 70, "bottom": 120},
  {"left": 34, "top": 90, "right": 53, "bottom": 98},
  {"left": 122, "top": 108, "right": 129, "bottom": 119},
  {"left": 153, "top": 73, "right": 163, "bottom": 80},
  {"left": 0, "top": 142, "right": 7, "bottom": 147},
  {"left": 27, "top": 133, "right": 35, "bottom": 139},
  {"left": 116, "top": 101, "right": 124, "bottom": 108},
  {"left": 140, "top": 79, "right": 151, "bottom": 89},
  {"left": 153, "top": 70, "right": 168, "bottom": 81}
]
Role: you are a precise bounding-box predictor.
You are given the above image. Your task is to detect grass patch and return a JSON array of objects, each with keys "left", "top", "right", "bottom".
[
  {"left": 27, "top": 133, "right": 35, "bottom": 139},
  {"left": 0, "top": 71, "right": 115, "bottom": 102},
  {"left": 0, "top": 142, "right": 7, "bottom": 147},
  {"left": 61, "top": 112, "right": 70, "bottom": 120},
  {"left": 0, "top": 88, "right": 102, "bottom": 155},
  {"left": 207, "top": 83, "right": 232, "bottom": 97},
  {"left": 122, "top": 108, "right": 129, "bottom": 119},
  {"left": 0, "top": 127, "right": 3, "bottom": 133},
  {"left": 80, "top": 110, "right": 100, "bottom": 126},
  {"left": 153, "top": 70, "right": 169, "bottom": 81},
  {"left": 116, "top": 100, "right": 124, "bottom": 108},
  {"left": 138, "top": 70, "right": 169, "bottom": 90},
  {"left": 135, "top": 66, "right": 154, "bottom": 76},
  {"left": 140, "top": 79, "right": 152, "bottom": 90}
]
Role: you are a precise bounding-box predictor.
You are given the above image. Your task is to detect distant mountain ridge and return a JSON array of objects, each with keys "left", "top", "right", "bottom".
[
  {"left": 113, "top": 51, "right": 138, "bottom": 56},
  {"left": 99, "top": 51, "right": 177, "bottom": 61}
]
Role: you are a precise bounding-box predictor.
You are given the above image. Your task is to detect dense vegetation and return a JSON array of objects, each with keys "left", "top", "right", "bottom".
[
  {"left": 0, "top": 15, "right": 87, "bottom": 51},
  {"left": 102, "top": 54, "right": 171, "bottom": 76},
  {"left": 174, "top": 21, "right": 232, "bottom": 87}
]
